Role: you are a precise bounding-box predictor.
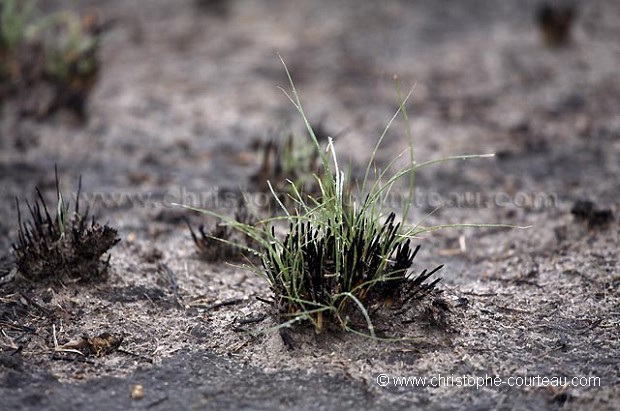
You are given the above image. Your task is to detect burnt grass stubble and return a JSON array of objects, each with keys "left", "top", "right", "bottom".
[
  {"left": 12, "top": 171, "right": 120, "bottom": 284},
  {"left": 187, "top": 133, "right": 446, "bottom": 335},
  {"left": 186, "top": 202, "right": 260, "bottom": 263},
  {"left": 262, "top": 209, "right": 444, "bottom": 335}
]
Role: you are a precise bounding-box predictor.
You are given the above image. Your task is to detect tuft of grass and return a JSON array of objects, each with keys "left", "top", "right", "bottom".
[
  {"left": 0, "top": 0, "right": 107, "bottom": 120},
  {"left": 187, "top": 203, "right": 259, "bottom": 262},
  {"left": 12, "top": 168, "right": 120, "bottom": 284},
  {"left": 0, "top": 0, "right": 33, "bottom": 51},
  {"left": 262, "top": 206, "right": 442, "bottom": 334},
  {"left": 179, "top": 57, "right": 516, "bottom": 336}
]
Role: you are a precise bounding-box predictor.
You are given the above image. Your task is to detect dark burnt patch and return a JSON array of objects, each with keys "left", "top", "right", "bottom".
[{"left": 12, "top": 169, "right": 120, "bottom": 285}]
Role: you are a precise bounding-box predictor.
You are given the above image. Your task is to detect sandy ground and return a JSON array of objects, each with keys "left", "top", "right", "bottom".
[{"left": 1, "top": 0, "right": 619, "bottom": 410}]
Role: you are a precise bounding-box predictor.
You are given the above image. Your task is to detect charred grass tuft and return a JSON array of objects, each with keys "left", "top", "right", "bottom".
[
  {"left": 262, "top": 206, "right": 442, "bottom": 334},
  {"left": 181, "top": 59, "right": 448, "bottom": 336},
  {"left": 187, "top": 203, "right": 260, "bottom": 263},
  {"left": 180, "top": 57, "right": 509, "bottom": 336},
  {"left": 12, "top": 169, "right": 120, "bottom": 284}
]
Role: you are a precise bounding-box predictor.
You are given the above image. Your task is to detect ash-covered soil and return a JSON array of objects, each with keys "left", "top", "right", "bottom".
[{"left": 1, "top": 0, "right": 619, "bottom": 410}]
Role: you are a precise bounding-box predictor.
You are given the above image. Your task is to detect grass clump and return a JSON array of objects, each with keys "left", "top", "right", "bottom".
[
  {"left": 187, "top": 203, "right": 259, "bottom": 262},
  {"left": 253, "top": 122, "right": 444, "bottom": 335},
  {"left": 263, "top": 208, "right": 442, "bottom": 334},
  {"left": 12, "top": 169, "right": 120, "bottom": 284},
  {"left": 181, "top": 58, "right": 504, "bottom": 336},
  {"left": 0, "top": 0, "right": 106, "bottom": 120}
]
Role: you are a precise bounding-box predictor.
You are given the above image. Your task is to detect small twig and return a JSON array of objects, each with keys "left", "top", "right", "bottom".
[
  {"left": 146, "top": 396, "right": 169, "bottom": 409},
  {"left": 52, "top": 324, "right": 59, "bottom": 349},
  {"left": 232, "top": 315, "right": 267, "bottom": 332},
  {"left": 230, "top": 339, "right": 251, "bottom": 352},
  {"left": 52, "top": 324, "right": 85, "bottom": 356},
  {"left": 117, "top": 348, "right": 153, "bottom": 363},
  {"left": 255, "top": 296, "right": 273, "bottom": 305},
  {"left": 235, "top": 315, "right": 267, "bottom": 325},
  {"left": 143, "top": 292, "right": 156, "bottom": 308},
  {"left": 577, "top": 318, "right": 603, "bottom": 335},
  {"left": 0, "top": 320, "right": 36, "bottom": 334},
  {"left": 54, "top": 348, "right": 85, "bottom": 355},
  {"left": 192, "top": 297, "right": 246, "bottom": 311},
  {"left": 0, "top": 330, "right": 19, "bottom": 351},
  {"left": 462, "top": 291, "right": 497, "bottom": 297},
  {"left": 158, "top": 263, "right": 182, "bottom": 308}
]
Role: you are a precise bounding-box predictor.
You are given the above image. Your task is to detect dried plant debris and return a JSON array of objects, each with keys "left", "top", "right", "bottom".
[
  {"left": 536, "top": 2, "right": 575, "bottom": 47},
  {"left": 12, "top": 171, "right": 120, "bottom": 284},
  {"left": 0, "top": 0, "right": 111, "bottom": 120},
  {"left": 187, "top": 205, "right": 259, "bottom": 262},
  {"left": 571, "top": 199, "right": 614, "bottom": 229},
  {"left": 262, "top": 211, "right": 443, "bottom": 334},
  {"left": 57, "top": 332, "right": 123, "bottom": 357}
]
